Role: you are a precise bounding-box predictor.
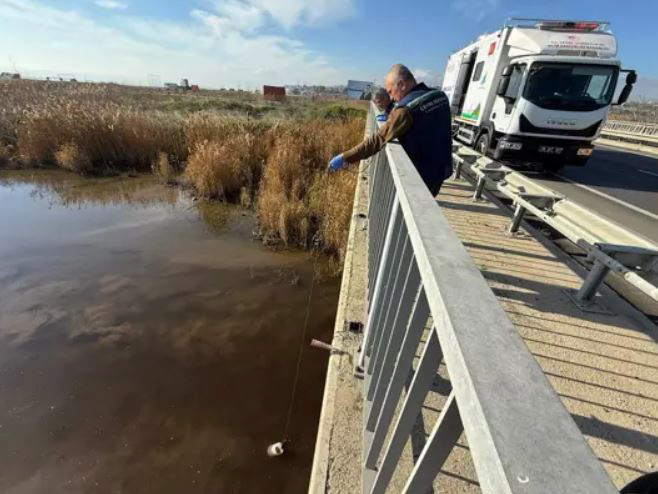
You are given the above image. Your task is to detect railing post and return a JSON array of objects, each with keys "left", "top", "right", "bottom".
[
  {"left": 364, "top": 285, "right": 429, "bottom": 469},
  {"left": 402, "top": 391, "right": 463, "bottom": 494},
  {"left": 358, "top": 200, "right": 400, "bottom": 371},
  {"left": 366, "top": 330, "right": 442, "bottom": 494},
  {"left": 366, "top": 234, "right": 410, "bottom": 379},
  {"left": 366, "top": 252, "right": 419, "bottom": 419}
]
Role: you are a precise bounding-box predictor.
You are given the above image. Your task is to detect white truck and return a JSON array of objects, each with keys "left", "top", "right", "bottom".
[{"left": 442, "top": 18, "right": 636, "bottom": 171}]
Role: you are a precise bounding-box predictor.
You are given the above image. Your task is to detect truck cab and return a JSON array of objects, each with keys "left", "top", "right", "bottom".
[{"left": 443, "top": 19, "right": 636, "bottom": 171}]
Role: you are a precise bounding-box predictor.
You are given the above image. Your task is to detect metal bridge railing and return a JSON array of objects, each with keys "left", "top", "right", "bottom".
[
  {"left": 603, "top": 120, "right": 658, "bottom": 137},
  {"left": 601, "top": 120, "right": 658, "bottom": 147},
  {"left": 358, "top": 104, "right": 618, "bottom": 494}
]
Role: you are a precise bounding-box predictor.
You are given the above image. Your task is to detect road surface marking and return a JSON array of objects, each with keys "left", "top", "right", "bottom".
[
  {"left": 637, "top": 169, "right": 658, "bottom": 178},
  {"left": 554, "top": 173, "right": 658, "bottom": 221}
]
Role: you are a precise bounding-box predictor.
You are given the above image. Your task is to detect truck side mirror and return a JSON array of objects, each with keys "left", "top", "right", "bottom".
[
  {"left": 615, "top": 70, "right": 637, "bottom": 105},
  {"left": 617, "top": 84, "right": 633, "bottom": 105}
]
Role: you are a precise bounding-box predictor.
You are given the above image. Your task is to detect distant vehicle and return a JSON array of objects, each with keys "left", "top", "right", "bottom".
[{"left": 442, "top": 18, "right": 637, "bottom": 171}]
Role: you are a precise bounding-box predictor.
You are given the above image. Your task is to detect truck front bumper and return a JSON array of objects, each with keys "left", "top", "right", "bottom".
[{"left": 493, "top": 136, "right": 594, "bottom": 166}]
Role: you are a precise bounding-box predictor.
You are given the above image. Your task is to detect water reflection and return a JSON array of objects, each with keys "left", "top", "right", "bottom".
[
  {"left": 0, "top": 169, "right": 338, "bottom": 493},
  {"left": 0, "top": 170, "right": 179, "bottom": 208}
]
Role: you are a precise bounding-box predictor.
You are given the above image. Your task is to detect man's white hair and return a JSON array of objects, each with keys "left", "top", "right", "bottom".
[{"left": 388, "top": 64, "right": 416, "bottom": 85}]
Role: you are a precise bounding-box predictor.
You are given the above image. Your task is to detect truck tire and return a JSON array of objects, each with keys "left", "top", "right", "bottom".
[
  {"left": 543, "top": 162, "right": 566, "bottom": 173},
  {"left": 621, "top": 471, "right": 658, "bottom": 493},
  {"left": 475, "top": 133, "right": 490, "bottom": 156}
]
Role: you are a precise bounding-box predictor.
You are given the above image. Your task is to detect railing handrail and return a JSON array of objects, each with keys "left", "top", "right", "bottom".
[{"left": 361, "top": 103, "right": 617, "bottom": 492}]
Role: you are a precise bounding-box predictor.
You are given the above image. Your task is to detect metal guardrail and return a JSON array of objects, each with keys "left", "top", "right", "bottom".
[
  {"left": 452, "top": 146, "right": 658, "bottom": 308},
  {"left": 358, "top": 104, "right": 617, "bottom": 493},
  {"left": 601, "top": 120, "right": 658, "bottom": 146},
  {"left": 603, "top": 120, "right": 658, "bottom": 137}
]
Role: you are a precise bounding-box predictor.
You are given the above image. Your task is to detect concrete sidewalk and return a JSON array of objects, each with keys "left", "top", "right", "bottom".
[{"left": 309, "top": 166, "right": 658, "bottom": 493}]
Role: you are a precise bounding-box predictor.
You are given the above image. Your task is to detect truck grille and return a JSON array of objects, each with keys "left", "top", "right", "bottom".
[{"left": 519, "top": 115, "right": 601, "bottom": 137}]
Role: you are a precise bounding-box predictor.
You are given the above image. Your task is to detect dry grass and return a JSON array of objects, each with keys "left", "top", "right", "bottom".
[
  {"left": 17, "top": 104, "right": 186, "bottom": 171},
  {"left": 610, "top": 101, "right": 658, "bottom": 123},
  {"left": 54, "top": 142, "right": 91, "bottom": 173},
  {"left": 257, "top": 119, "right": 362, "bottom": 255},
  {"left": 1, "top": 79, "right": 365, "bottom": 260},
  {"left": 185, "top": 133, "right": 265, "bottom": 201},
  {"left": 308, "top": 170, "right": 359, "bottom": 261}
]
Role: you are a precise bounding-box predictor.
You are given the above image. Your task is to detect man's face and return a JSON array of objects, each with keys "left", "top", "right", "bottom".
[
  {"left": 373, "top": 96, "right": 387, "bottom": 112},
  {"left": 385, "top": 74, "right": 400, "bottom": 103}
]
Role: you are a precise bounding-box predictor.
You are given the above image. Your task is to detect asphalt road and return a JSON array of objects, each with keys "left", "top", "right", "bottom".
[{"left": 530, "top": 144, "right": 658, "bottom": 244}]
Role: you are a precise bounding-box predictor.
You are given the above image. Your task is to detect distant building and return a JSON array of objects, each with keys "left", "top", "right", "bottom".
[
  {"left": 263, "top": 85, "right": 286, "bottom": 102},
  {"left": 164, "top": 79, "right": 197, "bottom": 91},
  {"left": 346, "top": 80, "right": 374, "bottom": 100},
  {"left": 0, "top": 72, "right": 20, "bottom": 80}
]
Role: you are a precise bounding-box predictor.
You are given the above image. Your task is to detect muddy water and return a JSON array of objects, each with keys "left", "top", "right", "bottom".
[{"left": 0, "top": 171, "right": 339, "bottom": 494}]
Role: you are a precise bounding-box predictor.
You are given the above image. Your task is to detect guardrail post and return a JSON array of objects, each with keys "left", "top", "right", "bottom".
[
  {"left": 473, "top": 175, "right": 486, "bottom": 200},
  {"left": 575, "top": 259, "right": 610, "bottom": 302},
  {"left": 454, "top": 159, "right": 463, "bottom": 180},
  {"left": 509, "top": 203, "right": 527, "bottom": 234}
]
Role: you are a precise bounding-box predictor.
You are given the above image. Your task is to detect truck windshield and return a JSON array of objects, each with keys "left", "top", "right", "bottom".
[{"left": 523, "top": 63, "right": 618, "bottom": 112}]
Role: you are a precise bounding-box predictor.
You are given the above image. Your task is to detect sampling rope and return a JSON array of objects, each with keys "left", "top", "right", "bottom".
[{"left": 282, "top": 255, "right": 318, "bottom": 441}]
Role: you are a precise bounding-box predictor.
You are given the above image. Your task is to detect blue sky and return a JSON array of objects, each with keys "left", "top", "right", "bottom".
[{"left": 1, "top": 0, "right": 657, "bottom": 95}]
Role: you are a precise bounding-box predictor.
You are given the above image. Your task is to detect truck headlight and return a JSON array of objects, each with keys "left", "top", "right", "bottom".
[
  {"left": 577, "top": 148, "right": 593, "bottom": 156},
  {"left": 499, "top": 141, "right": 523, "bottom": 151}
]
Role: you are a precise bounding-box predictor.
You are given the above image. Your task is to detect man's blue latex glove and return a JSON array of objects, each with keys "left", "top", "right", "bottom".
[
  {"left": 376, "top": 113, "right": 388, "bottom": 122},
  {"left": 327, "top": 154, "right": 345, "bottom": 172}
]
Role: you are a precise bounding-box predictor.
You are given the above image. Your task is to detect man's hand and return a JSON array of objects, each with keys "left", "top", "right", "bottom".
[{"left": 327, "top": 154, "right": 345, "bottom": 172}]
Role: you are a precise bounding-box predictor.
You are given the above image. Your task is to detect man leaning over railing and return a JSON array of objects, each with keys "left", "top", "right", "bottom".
[
  {"left": 327, "top": 63, "right": 453, "bottom": 196},
  {"left": 372, "top": 87, "right": 395, "bottom": 122}
]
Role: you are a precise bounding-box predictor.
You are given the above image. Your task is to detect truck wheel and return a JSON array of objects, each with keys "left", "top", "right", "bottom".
[
  {"left": 621, "top": 471, "right": 658, "bottom": 493},
  {"left": 475, "top": 134, "right": 490, "bottom": 156},
  {"left": 543, "top": 162, "right": 565, "bottom": 173}
]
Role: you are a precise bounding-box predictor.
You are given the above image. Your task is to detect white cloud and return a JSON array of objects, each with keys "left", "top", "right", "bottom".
[
  {"left": 0, "top": 0, "right": 356, "bottom": 87},
  {"left": 212, "top": 1, "right": 264, "bottom": 32},
  {"left": 413, "top": 68, "right": 443, "bottom": 87},
  {"left": 249, "top": 0, "right": 356, "bottom": 29},
  {"left": 95, "top": 0, "right": 127, "bottom": 10},
  {"left": 451, "top": 0, "right": 498, "bottom": 22}
]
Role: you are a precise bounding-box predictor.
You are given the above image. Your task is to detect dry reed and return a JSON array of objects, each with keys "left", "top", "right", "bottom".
[
  {"left": 1, "top": 80, "right": 365, "bottom": 260},
  {"left": 257, "top": 119, "right": 362, "bottom": 254}
]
